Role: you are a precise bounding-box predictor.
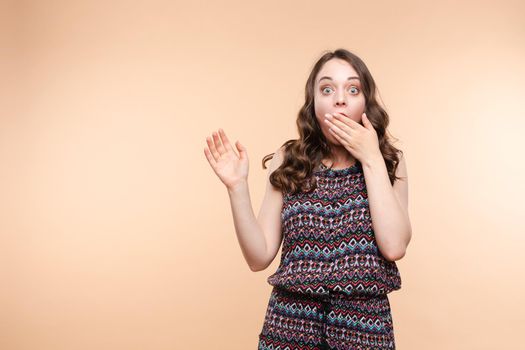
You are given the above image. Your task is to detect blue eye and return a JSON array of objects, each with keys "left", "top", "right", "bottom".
[{"left": 321, "top": 86, "right": 359, "bottom": 94}]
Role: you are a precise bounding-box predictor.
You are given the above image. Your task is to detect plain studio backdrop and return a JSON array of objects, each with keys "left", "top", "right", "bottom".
[{"left": 1, "top": 0, "right": 524, "bottom": 349}]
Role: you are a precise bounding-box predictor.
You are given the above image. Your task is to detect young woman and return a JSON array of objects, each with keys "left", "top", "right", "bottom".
[{"left": 204, "top": 48, "right": 412, "bottom": 349}]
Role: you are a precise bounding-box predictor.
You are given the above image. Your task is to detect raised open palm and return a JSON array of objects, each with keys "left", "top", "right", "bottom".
[{"left": 204, "top": 128, "right": 249, "bottom": 189}]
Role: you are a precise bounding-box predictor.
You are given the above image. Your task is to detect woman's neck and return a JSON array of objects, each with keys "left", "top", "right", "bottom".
[{"left": 323, "top": 146, "right": 356, "bottom": 167}]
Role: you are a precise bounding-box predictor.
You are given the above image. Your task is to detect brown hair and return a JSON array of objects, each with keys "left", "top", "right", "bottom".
[{"left": 262, "top": 48, "right": 404, "bottom": 195}]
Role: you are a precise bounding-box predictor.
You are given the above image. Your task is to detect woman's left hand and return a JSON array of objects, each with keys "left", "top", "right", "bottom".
[{"left": 324, "top": 112, "right": 382, "bottom": 162}]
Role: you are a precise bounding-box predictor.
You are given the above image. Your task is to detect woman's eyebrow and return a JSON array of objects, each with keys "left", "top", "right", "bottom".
[{"left": 318, "top": 76, "right": 360, "bottom": 83}]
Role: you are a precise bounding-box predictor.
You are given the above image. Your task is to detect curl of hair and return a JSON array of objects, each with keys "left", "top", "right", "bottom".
[{"left": 262, "top": 48, "right": 404, "bottom": 195}]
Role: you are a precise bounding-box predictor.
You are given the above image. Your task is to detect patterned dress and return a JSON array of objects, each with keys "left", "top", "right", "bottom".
[{"left": 258, "top": 160, "right": 402, "bottom": 350}]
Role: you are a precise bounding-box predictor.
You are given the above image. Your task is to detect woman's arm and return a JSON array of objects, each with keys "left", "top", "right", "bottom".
[
  {"left": 205, "top": 129, "right": 284, "bottom": 271},
  {"left": 362, "top": 152, "right": 412, "bottom": 261},
  {"left": 227, "top": 147, "right": 284, "bottom": 271}
]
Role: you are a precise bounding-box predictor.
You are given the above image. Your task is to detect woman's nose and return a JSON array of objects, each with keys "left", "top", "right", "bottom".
[
  {"left": 335, "top": 91, "right": 347, "bottom": 106},
  {"left": 335, "top": 98, "right": 347, "bottom": 107}
]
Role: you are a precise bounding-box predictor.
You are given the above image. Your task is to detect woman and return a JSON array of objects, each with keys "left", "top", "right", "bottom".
[{"left": 204, "top": 48, "right": 412, "bottom": 349}]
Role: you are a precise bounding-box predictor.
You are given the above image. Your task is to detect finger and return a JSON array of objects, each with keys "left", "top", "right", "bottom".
[
  {"left": 328, "top": 126, "right": 342, "bottom": 142},
  {"left": 328, "top": 124, "right": 349, "bottom": 144},
  {"left": 328, "top": 115, "right": 352, "bottom": 134},
  {"left": 334, "top": 112, "right": 360, "bottom": 129},
  {"left": 218, "top": 128, "right": 234, "bottom": 152},
  {"left": 361, "top": 112, "right": 374, "bottom": 130},
  {"left": 235, "top": 140, "right": 248, "bottom": 160},
  {"left": 325, "top": 118, "right": 350, "bottom": 140},
  {"left": 212, "top": 131, "right": 226, "bottom": 155},
  {"left": 204, "top": 146, "right": 217, "bottom": 168},
  {"left": 329, "top": 125, "right": 356, "bottom": 150},
  {"left": 206, "top": 135, "right": 220, "bottom": 161}
]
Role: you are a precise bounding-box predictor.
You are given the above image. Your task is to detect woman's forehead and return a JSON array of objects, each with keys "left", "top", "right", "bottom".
[{"left": 316, "top": 60, "right": 359, "bottom": 83}]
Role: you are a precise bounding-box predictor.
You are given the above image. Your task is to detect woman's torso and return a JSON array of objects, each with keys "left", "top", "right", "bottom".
[{"left": 267, "top": 160, "right": 402, "bottom": 297}]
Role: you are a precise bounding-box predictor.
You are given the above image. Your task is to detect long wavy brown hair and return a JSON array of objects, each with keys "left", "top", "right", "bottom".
[{"left": 262, "top": 48, "right": 404, "bottom": 195}]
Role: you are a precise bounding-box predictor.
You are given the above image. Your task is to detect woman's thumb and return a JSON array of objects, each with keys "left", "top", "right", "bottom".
[{"left": 236, "top": 140, "right": 247, "bottom": 159}]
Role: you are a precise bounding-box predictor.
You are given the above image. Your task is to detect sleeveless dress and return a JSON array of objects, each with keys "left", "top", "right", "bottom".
[{"left": 258, "top": 160, "right": 402, "bottom": 350}]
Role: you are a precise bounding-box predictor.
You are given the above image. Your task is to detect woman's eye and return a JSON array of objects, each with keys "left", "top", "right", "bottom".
[{"left": 321, "top": 86, "right": 359, "bottom": 94}]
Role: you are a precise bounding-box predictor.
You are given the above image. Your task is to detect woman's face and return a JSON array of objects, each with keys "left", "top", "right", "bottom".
[{"left": 313, "top": 58, "right": 366, "bottom": 145}]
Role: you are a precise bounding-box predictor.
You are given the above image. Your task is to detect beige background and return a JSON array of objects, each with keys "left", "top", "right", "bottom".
[{"left": 1, "top": 0, "right": 524, "bottom": 349}]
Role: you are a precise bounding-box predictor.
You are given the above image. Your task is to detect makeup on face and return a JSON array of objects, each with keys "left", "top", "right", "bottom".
[
  {"left": 318, "top": 76, "right": 360, "bottom": 83},
  {"left": 315, "top": 76, "right": 362, "bottom": 117},
  {"left": 314, "top": 59, "right": 366, "bottom": 135}
]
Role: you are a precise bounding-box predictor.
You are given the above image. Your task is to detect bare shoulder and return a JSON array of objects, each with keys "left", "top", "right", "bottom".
[
  {"left": 395, "top": 151, "right": 408, "bottom": 180},
  {"left": 255, "top": 145, "right": 286, "bottom": 271},
  {"left": 393, "top": 151, "right": 409, "bottom": 214},
  {"left": 267, "top": 145, "right": 286, "bottom": 174}
]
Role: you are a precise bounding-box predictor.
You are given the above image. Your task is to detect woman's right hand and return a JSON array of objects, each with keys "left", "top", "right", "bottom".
[{"left": 204, "top": 128, "right": 249, "bottom": 190}]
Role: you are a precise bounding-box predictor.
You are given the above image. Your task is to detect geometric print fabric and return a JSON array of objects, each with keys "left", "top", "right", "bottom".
[{"left": 260, "top": 160, "right": 401, "bottom": 349}]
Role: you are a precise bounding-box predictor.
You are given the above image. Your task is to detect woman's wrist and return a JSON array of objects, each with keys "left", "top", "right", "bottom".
[{"left": 227, "top": 179, "right": 249, "bottom": 195}]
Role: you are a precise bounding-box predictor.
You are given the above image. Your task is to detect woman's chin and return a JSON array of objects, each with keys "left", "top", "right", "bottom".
[
  {"left": 328, "top": 138, "right": 341, "bottom": 146},
  {"left": 322, "top": 131, "right": 341, "bottom": 145}
]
